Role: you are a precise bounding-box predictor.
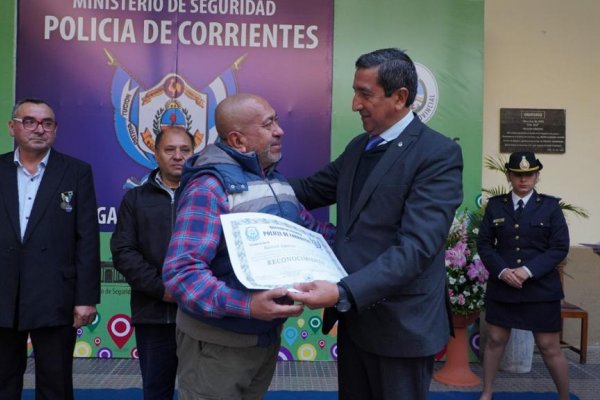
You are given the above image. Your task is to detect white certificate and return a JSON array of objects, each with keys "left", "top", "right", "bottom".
[{"left": 220, "top": 212, "right": 347, "bottom": 289}]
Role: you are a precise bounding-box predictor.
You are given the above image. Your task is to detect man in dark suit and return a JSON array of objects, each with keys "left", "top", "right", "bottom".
[
  {"left": 0, "top": 98, "right": 100, "bottom": 400},
  {"left": 288, "top": 48, "right": 463, "bottom": 400}
]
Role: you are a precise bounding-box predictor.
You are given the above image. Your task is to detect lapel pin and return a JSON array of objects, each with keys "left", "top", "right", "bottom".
[
  {"left": 397, "top": 141, "right": 403, "bottom": 147},
  {"left": 60, "top": 191, "right": 74, "bottom": 213}
]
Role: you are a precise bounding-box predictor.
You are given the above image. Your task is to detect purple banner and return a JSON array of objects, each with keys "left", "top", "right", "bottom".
[{"left": 16, "top": 0, "right": 333, "bottom": 231}]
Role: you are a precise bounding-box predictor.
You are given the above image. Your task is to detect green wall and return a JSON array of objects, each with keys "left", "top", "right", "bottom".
[
  {"left": 0, "top": 0, "right": 15, "bottom": 153},
  {"left": 331, "top": 0, "right": 484, "bottom": 211}
]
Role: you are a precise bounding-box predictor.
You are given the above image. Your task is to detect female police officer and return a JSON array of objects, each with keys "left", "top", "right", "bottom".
[{"left": 477, "top": 151, "right": 570, "bottom": 400}]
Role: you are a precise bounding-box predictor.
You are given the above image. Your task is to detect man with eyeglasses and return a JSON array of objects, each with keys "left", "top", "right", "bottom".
[{"left": 0, "top": 98, "right": 101, "bottom": 400}]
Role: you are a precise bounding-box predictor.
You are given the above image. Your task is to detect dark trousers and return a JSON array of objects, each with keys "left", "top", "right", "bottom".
[
  {"left": 135, "top": 323, "right": 178, "bottom": 400},
  {"left": 337, "top": 326, "right": 434, "bottom": 400},
  {"left": 0, "top": 325, "right": 76, "bottom": 400}
]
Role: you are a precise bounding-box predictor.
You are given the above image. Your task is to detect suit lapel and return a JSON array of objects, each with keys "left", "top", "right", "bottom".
[
  {"left": 0, "top": 153, "right": 21, "bottom": 239},
  {"left": 23, "top": 151, "right": 67, "bottom": 243},
  {"left": 347, "top": 117, "right": 421, "bottom": 228},
  {"left": 525, "top": 190, "right": 542, "bottom": 218},
  {"left": 338, "top": 135, "right": 369, "bottom": 223},
  {"left": 502, "top": 194, "right": 516, "bottom": 222}
]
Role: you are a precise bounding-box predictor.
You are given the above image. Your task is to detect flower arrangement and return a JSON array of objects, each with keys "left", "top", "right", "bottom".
[{"left": 445, "top": 209, "right": 489, "bottom": 316}]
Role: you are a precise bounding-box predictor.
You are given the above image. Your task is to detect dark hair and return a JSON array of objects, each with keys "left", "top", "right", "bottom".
[
  {"left": 155, "top": 127, "right": 194, "bottom": 150},
  {"left": 12, "top": 98, "right": 53, "bottom": 118},
  {"left": 355, "top": 48, "right": 418, "bottom": 106}
]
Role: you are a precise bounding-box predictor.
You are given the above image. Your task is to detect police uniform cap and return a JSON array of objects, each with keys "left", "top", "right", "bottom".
[{"left": 505, "top": 151, "right": 543, "bottom": 172}]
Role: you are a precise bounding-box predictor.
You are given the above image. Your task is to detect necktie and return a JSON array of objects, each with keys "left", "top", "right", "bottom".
[
  {"left": 516, "top": 199, "right": 524, "bottom": 217},
  {"left": 365, "top": 135, "right": 385, "bottom": 151}
]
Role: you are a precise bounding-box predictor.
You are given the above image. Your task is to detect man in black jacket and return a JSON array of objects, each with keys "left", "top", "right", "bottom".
[
  {"left": 0, "top": 98, "right": 100, "bottom": 400},
  {"left": 111, "top": 126, "right": 194, "bottom": 400}
]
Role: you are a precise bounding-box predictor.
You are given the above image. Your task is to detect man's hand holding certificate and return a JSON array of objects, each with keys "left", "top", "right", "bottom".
[{"left": 220, "top": 212, "right": 347, "bottom": 290}]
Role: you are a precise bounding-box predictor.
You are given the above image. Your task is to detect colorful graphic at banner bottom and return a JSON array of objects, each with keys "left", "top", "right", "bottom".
[
  {"left": 74, "top": 285, "right": 339, "bottom": 360},
  {"left": 74, "top": 283, "right": 137, "bottom": 359}
]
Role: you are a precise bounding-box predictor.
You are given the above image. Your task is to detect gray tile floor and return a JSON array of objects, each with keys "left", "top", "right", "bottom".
[{"left": 24, "top": 347, "right": 600, "bottom": 399}]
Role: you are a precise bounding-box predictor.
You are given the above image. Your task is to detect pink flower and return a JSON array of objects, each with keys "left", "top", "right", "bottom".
[
  {"left": 445, "top": 210, "right": 489, "bottom": 316},
  {"left": 445, "top": 242, "right": 468, "bottom": 267},
  {"left": 466, "top": 257, "right": 489, "bottom": 283}
]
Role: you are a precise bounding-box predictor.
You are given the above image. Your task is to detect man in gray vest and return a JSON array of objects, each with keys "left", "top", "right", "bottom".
[{"left": 163, "top": 93, "right": 335, "bottom": 400}]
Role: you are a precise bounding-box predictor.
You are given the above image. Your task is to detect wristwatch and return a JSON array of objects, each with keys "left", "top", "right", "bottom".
[{"left": 334, "top": 283, "right": 352, "bottom": 313}]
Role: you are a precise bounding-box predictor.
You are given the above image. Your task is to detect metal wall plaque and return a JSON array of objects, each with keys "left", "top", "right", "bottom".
[{"left": 500, "top": 108, "right": 566, "bottom": 153}]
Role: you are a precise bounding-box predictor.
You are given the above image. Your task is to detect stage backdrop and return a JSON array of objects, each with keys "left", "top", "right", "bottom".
[{"left": 5, "top": 0, "right": 484, "bottom": 361}]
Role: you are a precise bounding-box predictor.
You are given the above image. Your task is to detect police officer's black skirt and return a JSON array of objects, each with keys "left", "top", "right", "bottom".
[{"left": 485, "top": 298, "right": 561, "bottom": 332}]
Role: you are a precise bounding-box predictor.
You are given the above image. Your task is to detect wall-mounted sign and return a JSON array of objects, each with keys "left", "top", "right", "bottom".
[{"left": 500, "top": 108, "right": 566, "bottom": 153}]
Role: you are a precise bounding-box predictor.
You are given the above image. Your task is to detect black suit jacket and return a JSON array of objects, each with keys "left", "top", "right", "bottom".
[
  {"left": 290, "top": 115, "right": 463, "bottom": 358},
  {"left": 0, "top": 149, "right": 100, "bottom": 330}
]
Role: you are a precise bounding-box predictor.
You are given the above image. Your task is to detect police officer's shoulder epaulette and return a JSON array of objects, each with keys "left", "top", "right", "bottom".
[
  {"left": 537, "top": 193, "right": 561, "bottom": 202},
  {"left": 488, "top": 193, "right": 509, "bottom": 202}
]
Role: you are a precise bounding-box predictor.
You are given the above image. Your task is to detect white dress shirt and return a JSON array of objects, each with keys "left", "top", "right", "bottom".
[
  {"left": 14, "top": 148, "right": 50, "bottom": 240},
  {"left": 370, "top": 111, "right": 415, "bottom": 147}
]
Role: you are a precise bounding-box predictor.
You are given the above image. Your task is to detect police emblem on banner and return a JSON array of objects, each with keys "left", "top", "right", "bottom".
[
  {"left": 106, "top": 49, "right": 244, "bottom": 186},
  {"left": 138, "top": 74, "right": 207, "bottom": 156},
  {"left": 412, "top": 62, "right": 439, "bottom": 123}
]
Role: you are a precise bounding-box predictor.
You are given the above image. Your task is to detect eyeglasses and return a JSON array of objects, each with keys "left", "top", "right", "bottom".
[{"left": 12, "top": 117, "right": 57, "bottom": 132}]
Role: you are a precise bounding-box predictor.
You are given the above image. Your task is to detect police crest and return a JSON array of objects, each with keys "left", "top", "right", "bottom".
[
  {"left": 106, "top": 49, "right": 244, "bottom": 185},
  {"left": 139, "top": 74, "right": 207, "bottom": 156}
]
